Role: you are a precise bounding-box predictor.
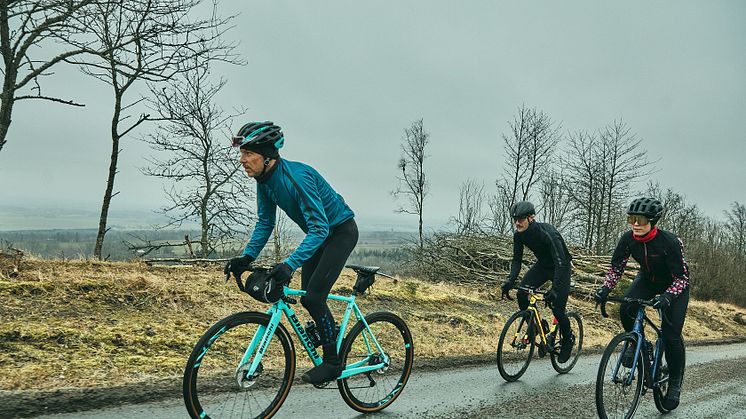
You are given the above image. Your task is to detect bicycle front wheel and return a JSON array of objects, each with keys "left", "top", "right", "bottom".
[
  {"left": 596, "top": 333, "right": 644, "bottom": 419},
  {"left": 496, "top": 310, "right": 535, "bottom": 382},
  {"left": 338, "top": 311, "right": 414, "bottom": 413},
  {"left": 183, "top": 311, "right": 295, "bottom": 419},
  {"left": 550, "top": 311, "right": 584, "bottom": 374}
]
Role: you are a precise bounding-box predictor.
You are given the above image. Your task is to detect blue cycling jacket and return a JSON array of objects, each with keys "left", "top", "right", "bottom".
[{"left": 242, "top": 158, "right": 355, "bottom": 270}]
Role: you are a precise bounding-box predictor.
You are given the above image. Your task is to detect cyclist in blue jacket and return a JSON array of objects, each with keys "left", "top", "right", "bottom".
[{"left": 224, "top": 121, "right": 358, "bottom": 384}]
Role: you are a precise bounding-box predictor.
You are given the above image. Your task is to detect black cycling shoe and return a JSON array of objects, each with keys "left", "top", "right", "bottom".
[
  {"left": 302, "top": 359, "right": 343, "bottom": 384},
  {"left": 662, "top": 382, "right": 681, "bottom": 410},
  {"left": 303, "top": 343, "right": 343, "bottom": 384},
  {"left": 557, "top": 333, "right": 575, "bottom": 363}
]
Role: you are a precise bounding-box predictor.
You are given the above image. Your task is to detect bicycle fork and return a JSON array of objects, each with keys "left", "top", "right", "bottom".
[{"left": 235, "top": 308, "right": 284, "bottom": 387}]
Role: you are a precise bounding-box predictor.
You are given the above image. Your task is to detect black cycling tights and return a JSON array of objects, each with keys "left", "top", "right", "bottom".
[
  {"left": 516, "top": 263, "right": 572, "bottom": 339},
  {"left": 620, "top": 275, "right": 689, "bottom": 383},
  {"left": 300, "top": 218, "right": 358, "bottom": 356}
]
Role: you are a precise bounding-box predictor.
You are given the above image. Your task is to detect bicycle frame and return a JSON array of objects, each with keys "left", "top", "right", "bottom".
[
  {"left": 238, "top": 286, "right": 390, "bottom": 381},
  {"left": 512, "top": 291, "right": 556, "bottom": 348},
  {"left": 612, "top": 305, "right": 666, "bottom": 389}
]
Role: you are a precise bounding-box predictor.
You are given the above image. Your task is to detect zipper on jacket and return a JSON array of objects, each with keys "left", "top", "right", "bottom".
[{"left": 644, "top": 242, "right": 654, "bottom": 282}]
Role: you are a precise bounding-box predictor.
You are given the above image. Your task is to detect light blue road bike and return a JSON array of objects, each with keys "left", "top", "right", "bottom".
[{"left": 183, "top": 265, "right": 414, "bottom": 419}]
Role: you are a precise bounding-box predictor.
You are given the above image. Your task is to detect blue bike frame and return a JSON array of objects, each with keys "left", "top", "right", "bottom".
[
  {"left": 237, "top": 286, "right": 390, "bottom": 380},
  {"left": 612, "top": 306, "right": 666, "bottom": 388}
]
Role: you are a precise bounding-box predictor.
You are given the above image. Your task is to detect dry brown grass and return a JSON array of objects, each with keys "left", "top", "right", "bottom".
[{"left": 1, "top": 258, "right": 744, "bottom": 391}]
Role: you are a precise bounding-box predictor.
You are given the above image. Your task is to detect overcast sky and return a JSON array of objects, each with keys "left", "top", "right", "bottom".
[{"left": 1, "top": 0, "right": 744, "bottom": 231}]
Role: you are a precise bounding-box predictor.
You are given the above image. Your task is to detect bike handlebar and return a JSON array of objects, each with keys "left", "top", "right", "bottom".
[
  {"left": 597, "top": 296, "right": 656, "bottom": 318},
  {"left": 501, "top": 284, "right": 550, "bottom": 302}
]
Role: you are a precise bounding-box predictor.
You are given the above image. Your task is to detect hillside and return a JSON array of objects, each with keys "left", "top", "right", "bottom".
[{"left": 2, "top": 258, "right": 745, "bottom": 396}]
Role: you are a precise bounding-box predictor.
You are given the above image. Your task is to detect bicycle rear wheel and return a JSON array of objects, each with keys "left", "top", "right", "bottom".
[
  {"left": 653, "top": 342, "right": 685, "bottom": 414},
  {"left": 338, "top": 311, "right": 414, "bottom": 413},
  {"left": 596, "top": 333, "right": 644, "bottom": 419},
  {"left": 652, "top": 342, "right": 670, "bottom": 414},
  {"left": 496, "top": 310, "right": 535, "bottom": 382},
  {"left": 550, "top": 311, "right": 584, "bottom": 373},
  {"left": 183, "top": 312, "right": 295, "bottom": 419}
]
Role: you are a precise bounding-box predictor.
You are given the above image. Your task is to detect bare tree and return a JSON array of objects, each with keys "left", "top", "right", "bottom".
[
  {"left": 141, "top": 63, "right": 252, "bottom": 258},
  {"left": 452, "top": 179, "right": 485, "bottom": 235},
  {"left": 724, "top": 201, "right": 746, "bottom": 257},
  {"left": 596, "top": 120, "right": 654, "bottom": 250},
  {"left": 0, "top": 0, "right": 117, "bottom": 153},
  {"left": 73, "top": 0, "right": 238, "bottom": 259},
  {"left": 392, "top": 118, "right": 429, "bottom": 248},
  {"left": 490, "top": 106, "right": 561, "bottom": 236},
  {"left": 646, "top": 182, "right": 701, "bottom": 244},
  {"left": 499, "top": 105, "right": 561, "bottom": 204},
  {"left": 538, "top": 167, "right": 573, "bottom": 234},
  {"left": 563, "top": 121, "right": 653, "bottom": 253},
  {"left": 486, "top": 187, "right": 513, "bottom": 236}
]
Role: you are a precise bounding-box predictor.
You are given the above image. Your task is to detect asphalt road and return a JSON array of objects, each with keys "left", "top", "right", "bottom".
[{"left": 35, "top": 342, "right": 746, "bottom": 419}]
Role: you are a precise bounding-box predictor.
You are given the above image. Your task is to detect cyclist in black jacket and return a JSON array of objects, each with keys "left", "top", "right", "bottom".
[
  {"left": 501, "top": 201, "right": 575, "bottom": 363},
  {"left": 595, "top": 197, "right": 689, "bottom": 411}
]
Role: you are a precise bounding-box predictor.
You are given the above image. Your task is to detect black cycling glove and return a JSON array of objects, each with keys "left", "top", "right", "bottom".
[
  {"left": 268, "top": 262, "right": 293, "bottom": 284},
  {"left": 594, "top": 286, "right": 610, "bottom": 304},
  {"left": 224, "top": 254, "right": 254, "bottom": 281},
  {"left": 501, "top": 279, "right": 515, "bottom": 297},
  {"left": 545, "top": 288, "right": 558, "bottom": 305},
  {"left": 653, "top": 292, "right": 673, "bottom": 311}
]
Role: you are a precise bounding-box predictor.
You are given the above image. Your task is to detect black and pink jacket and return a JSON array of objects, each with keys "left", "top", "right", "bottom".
[{"left": 603, "top": 227, "right": 690, "bottom": 297}]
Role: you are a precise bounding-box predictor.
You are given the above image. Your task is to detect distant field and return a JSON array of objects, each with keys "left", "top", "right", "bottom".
[{"left": 0, "top": 228, "right": 414, "bottom": 271}]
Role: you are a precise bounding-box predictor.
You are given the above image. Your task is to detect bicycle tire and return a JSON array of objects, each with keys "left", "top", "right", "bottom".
[
  {"left": 550, "top": 311, "right": 584, "bottom": 374},
  {"left": 596, "top": 333, "right": 644, "bottom": 419},
  {"left": 183, "top": 311, "right": 295, "bottom": 419},
  {"left": 338, "top": 311, "right": 414, "bottom": 413},
  {"left": 496, "top": 310, "right": 535, "bottom": 382}
]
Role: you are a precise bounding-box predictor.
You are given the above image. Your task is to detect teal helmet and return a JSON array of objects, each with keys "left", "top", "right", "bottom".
[{"left": 232, "top": 121, "right": 284, "bottom": 157}]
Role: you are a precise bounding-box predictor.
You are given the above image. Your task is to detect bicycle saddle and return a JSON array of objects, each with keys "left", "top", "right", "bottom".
[{"left": 345, "top": 264, "right": 380, "bottom": 275}]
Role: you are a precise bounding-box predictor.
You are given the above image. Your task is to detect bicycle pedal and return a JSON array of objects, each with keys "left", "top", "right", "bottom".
[{"left": 312, "top": 381, "right": 332, "bottom": 389}]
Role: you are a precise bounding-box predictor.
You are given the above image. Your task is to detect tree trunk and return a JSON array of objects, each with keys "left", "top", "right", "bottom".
[
  {"left": 94, "top": 90, "right": 122, "bottom": 260},
  {"left": 94, "top": 133, "right": 120, "bottom": 259},
  {"left": 0, "top": 72, "right": 16, "bottom": 154},
  {"left": 200, "top": 199, "right": 209, "bottom": 258},
  {"left": 418, "top": 212, "right": 423, "bottom": 249}
]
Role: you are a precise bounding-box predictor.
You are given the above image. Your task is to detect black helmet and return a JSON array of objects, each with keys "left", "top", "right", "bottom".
[
  {"left": 627, "top": 197, "right": 664, "bottom": 225},
  {"left": 232, "top": 121, "right": 285, "bottom": 158},
  {"left": 510, "top": 201, "right": 535, "bottom": 218}
]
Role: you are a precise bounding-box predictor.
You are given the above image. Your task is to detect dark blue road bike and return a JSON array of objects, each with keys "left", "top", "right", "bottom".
[{"left": 595, "top": 296, "right": 681, "bottom": 418}]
